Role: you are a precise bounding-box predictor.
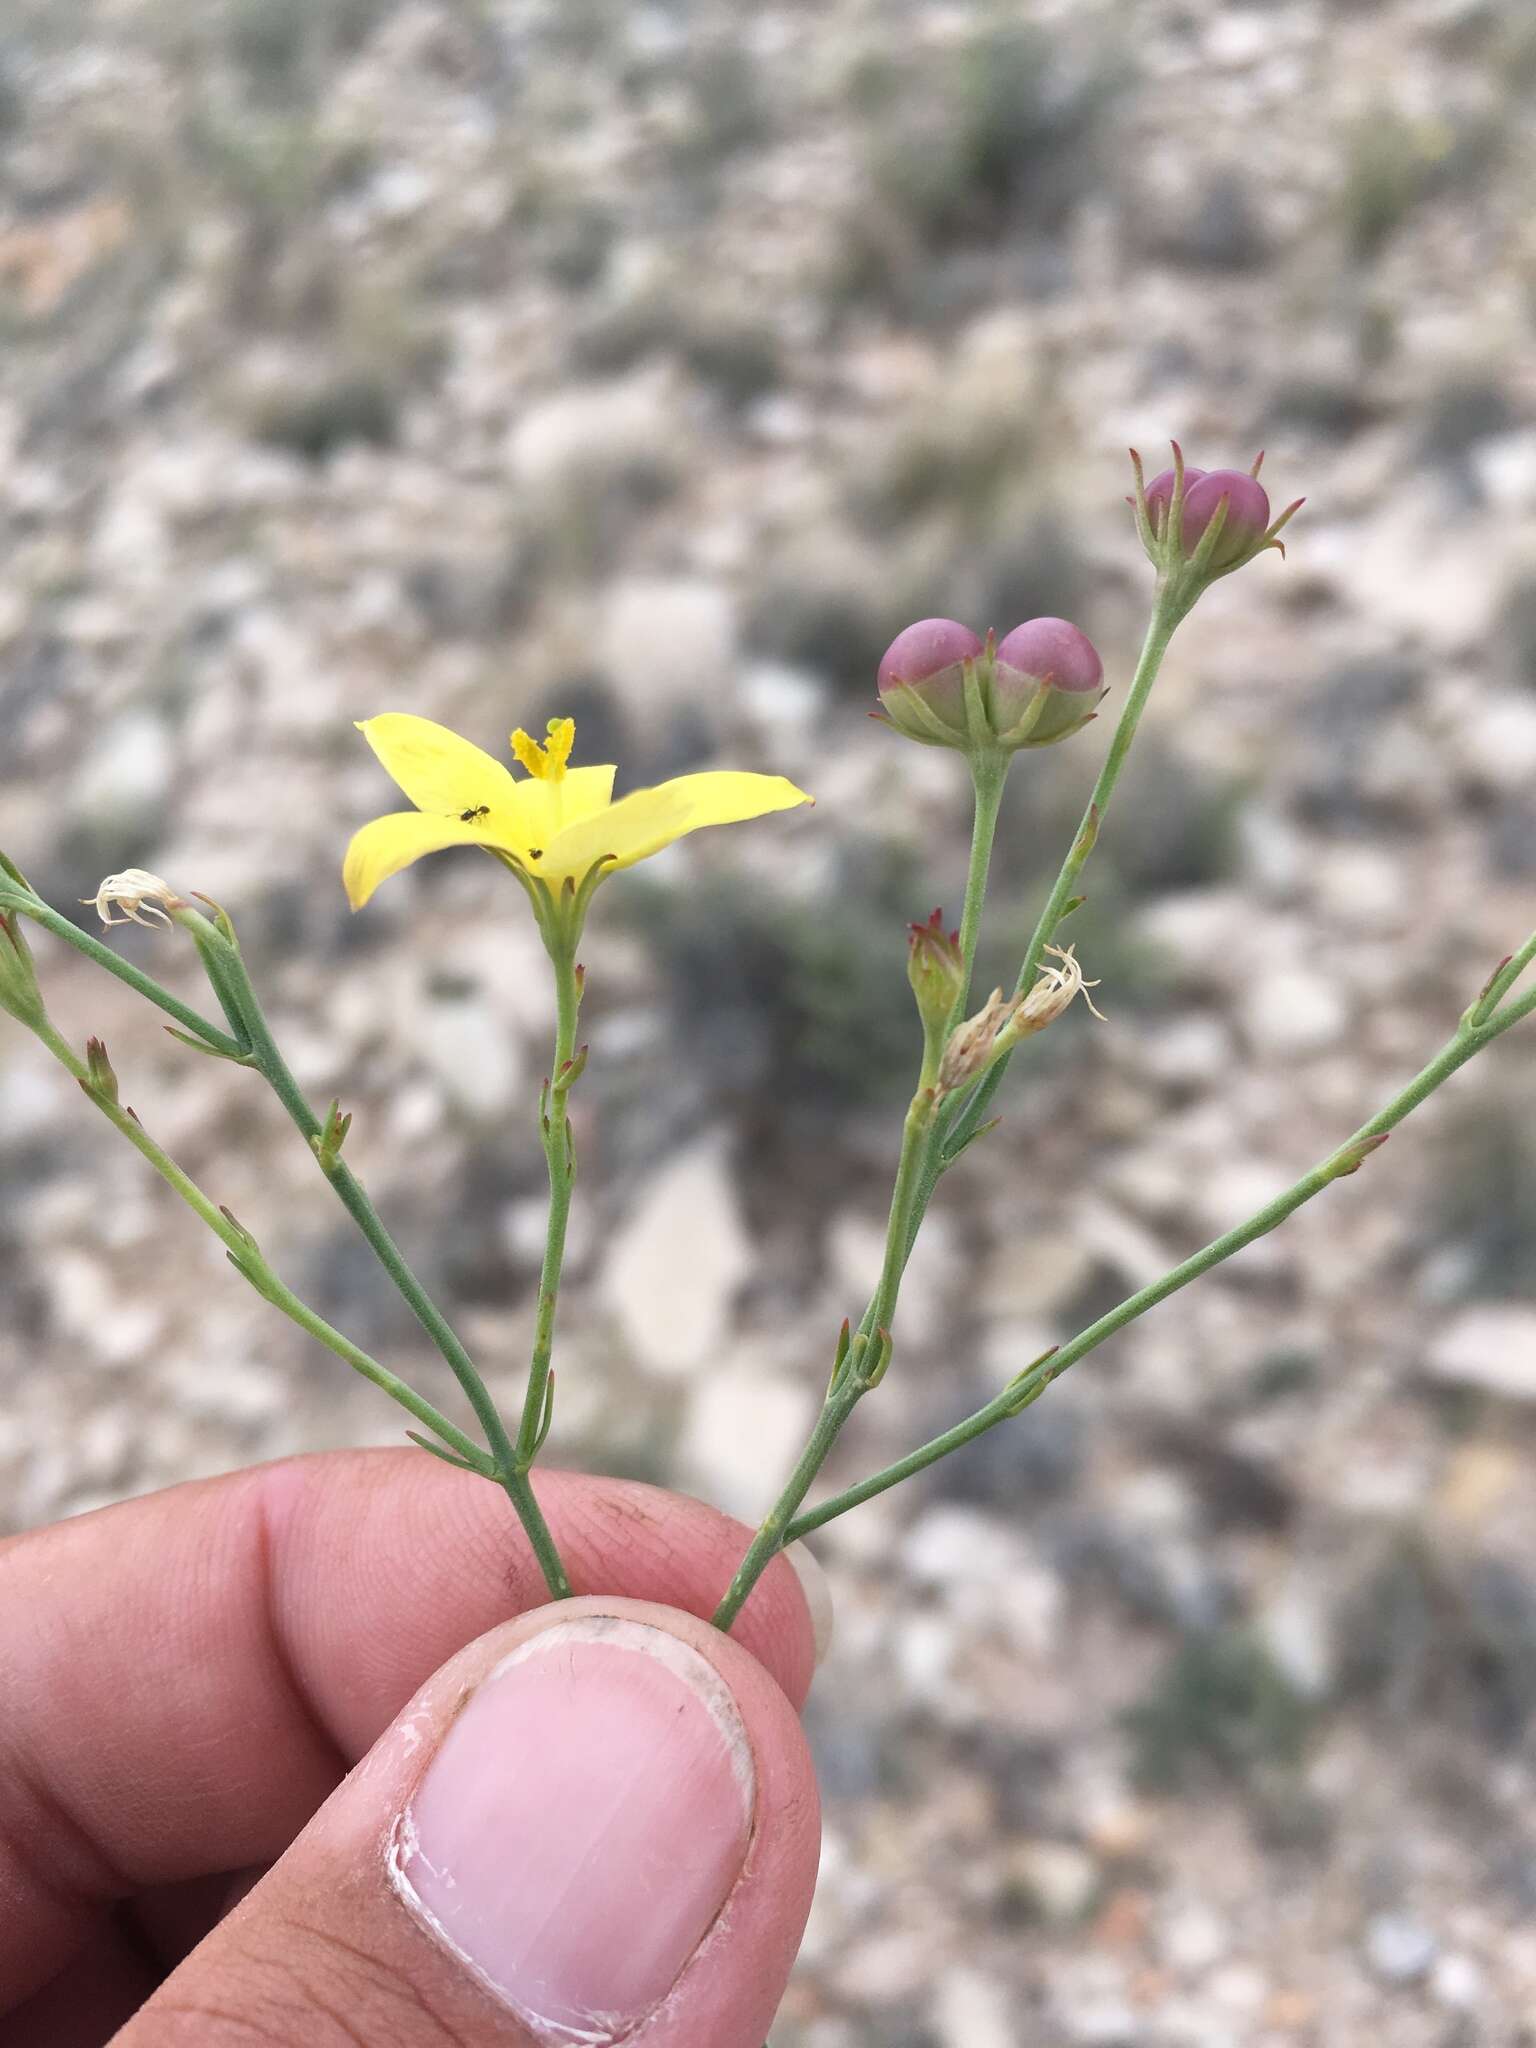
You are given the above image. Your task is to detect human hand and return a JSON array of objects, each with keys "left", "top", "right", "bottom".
[{"left": 0, "top": 1451, "right": 825, "bottom": 2046}]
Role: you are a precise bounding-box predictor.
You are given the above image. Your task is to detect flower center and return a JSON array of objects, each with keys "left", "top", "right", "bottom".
[{"left": 510, "top": 717, "right": 575, "bottom": 783}]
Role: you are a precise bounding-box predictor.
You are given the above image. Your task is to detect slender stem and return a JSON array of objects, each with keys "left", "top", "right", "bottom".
[
  {"left": 713, "top": 1384, "right": 862, "bottom": 1631},
  {"left": 1, "top": 891, "right": 245, "bottom": 1057},
  {"left": 940, "top": 593, "right": 1188, "bottom": 1166},
  {"left": 28, "top": 1017, "right": 489, "bottom": 1471},
  {"left": 715, "top": 767, "right": 1009, "bottom": 1632},
  {"left": 785, "top": 979, "right": 1536, "bottom": 1542},
  {"left": 197, "top": 928, "right": 573, "bottom": 1600},
  {"left": 1471, "top": 928, "right": 1536, "bottom": 1025},
  {"left": 951, "top": 751, "right": 1008, "bottom": 1020},
  {"left": 517, "top": 941, "right": 582, "bottom": 1466}
]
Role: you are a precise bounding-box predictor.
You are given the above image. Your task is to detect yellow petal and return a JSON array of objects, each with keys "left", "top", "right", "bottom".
[
  {"left": 343, "top": 811, "right": 504, "bottom": 909},
  {"left": 540, "top": 771, "right": 811, "bottom": 884},
  {"left": 357, "top": 714, "right": 521, "bottom": 815}
]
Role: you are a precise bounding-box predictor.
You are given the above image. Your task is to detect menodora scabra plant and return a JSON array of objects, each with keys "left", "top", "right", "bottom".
[{"left": 4, "top": 448, "right": 1535, "bottom": 1629}]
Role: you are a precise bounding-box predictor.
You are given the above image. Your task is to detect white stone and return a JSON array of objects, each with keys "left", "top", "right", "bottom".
[
  {"left": 680, "top": 1364, "right": 816, "bottom": 1519},
  {"left": 1240, "top": 963, "right": 1347, "bottom": 1057},
  {"left": 1366, "top": 1913, "right": 1437, "bottom": 1985},
  {"left": 1160, "top": 1899, "right": 1230, "bottom": 1974},
  {"left": 507, "top": 373, "right": 680, "bottom": 490},
  {"left": 1424, "top": 1306, "right": 1536, "bottom": 1403},
  {"left": 603, "top": 1135, "right": 752, "bottom": 1377},
  {"left": 1453, "top": 694, "right": 1536, "bottom": 792},
  {"left": 931, "top": 1968, "right": 1015, "bottom": 2048},
  {"left": 76, "top": 711, "right": 174, "bottom": 819},
  {"left": 1009, "top": 1841, "right": 1100, "bottom": 1926},
  {"left": 1431, "top": 1952, "right": 1485, "bottom": 2011},
  {"left": 408, "top": 986, "right": 524, "bottom": 1120},
  {"left": 598, "top": 576, "right": 736, "bottom": 712}
]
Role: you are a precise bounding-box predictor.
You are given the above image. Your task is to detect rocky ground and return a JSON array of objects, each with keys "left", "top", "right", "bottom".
[{"left": 4, "top": 0, "right": 1536, "bottom": 2039}]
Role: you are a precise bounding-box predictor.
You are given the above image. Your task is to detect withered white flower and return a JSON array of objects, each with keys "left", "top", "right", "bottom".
[
  {"left": 1015, "top": 942, "right": 1104, "bottom": 1034},
  {"left": 82, "top": 869, "right": 186, "bottom": 930}
]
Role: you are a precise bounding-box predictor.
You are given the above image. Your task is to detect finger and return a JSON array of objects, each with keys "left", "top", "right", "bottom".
[
  {"left": 120, "top": 1597, "right": 821, "bottom": 2048},
  {"left": 0, "top": 1453, "right": 817, "bottom": 2011}
]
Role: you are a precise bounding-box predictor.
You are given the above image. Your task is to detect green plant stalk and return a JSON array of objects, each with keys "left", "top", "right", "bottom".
[
  {"left": 0, "top": 889, "right": 245, "bottom": 1058},
  {"left": 516, "top": 939, "right": 582, "bottom": 1470},
  {"left": 940, "top": 590, "right": 1188, "bottom": 1168},
  {"left": 184, "top": 916, "right": 573, "bottom": 1601},
  {"left": 27, "top": 1016, "right": 489, "bottom": 1471},
  {"left": 784, "top": 973, "right": 1536, "bottom": 1542},
  {"left": 714, "top": 767, "right": 1009, "bottom": 1632}
]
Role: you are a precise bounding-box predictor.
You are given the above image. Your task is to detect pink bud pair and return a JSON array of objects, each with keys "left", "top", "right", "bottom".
[{"left": 876, "top": 616, "right": 1104, "bottom": 755}]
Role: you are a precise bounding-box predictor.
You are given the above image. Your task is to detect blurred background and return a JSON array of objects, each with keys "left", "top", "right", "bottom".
[{"left": 3, "top": 0, "right": 1536, "bottom": 2039}]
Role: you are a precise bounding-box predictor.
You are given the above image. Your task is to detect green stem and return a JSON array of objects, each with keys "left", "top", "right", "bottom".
[
  {"left": 939, "top": 592, "right": 1187, "bottom": 1167},
  {"left": 712, "top": 1384, "right": 863, "bottom": 1632},
  {"left": 1471, "top": 928, "right": 1536, "bottom": 1025},
  {"left": 715, "top": 766, "right": 1009, "bottom": 1632},
  {"left": 1, "top": 891, "right": 245, "bottom": 1057},
  {"left": 785, "top": 979, "right": 1536, "bottom": 1542},
  {"left": 516, "top": 941, "right": 582, "bottom": 1467},
  {"left": 29, "top": 1018, "right": 489, "bottom": 1471},
  {"left": 951, "top": 751, "right": 1008, "bottom": 1020},
  {"left": 197, "top": 925, "right": 572, "bottom": 1601}
]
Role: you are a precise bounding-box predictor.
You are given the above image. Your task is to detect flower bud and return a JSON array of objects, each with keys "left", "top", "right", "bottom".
[
  {"left": 908, "top": 908, "right": 964, "bottom": 1046},
  {"left": 1129, "top": 445, "right": 1302, "bottom": 588},
  {"left": 1180, "top": 469, "right": 1271, "bottom": 569},
  {"left": 876, "top": 618, "right": 985, "bottom": 748},
  {"left": 992, "top": 617, "right": 1105, "bottom": 748},
  {"left": 1142, "top": 463, "right": 1206, "bottom": 537},
  {"left": 0, "top": 903, "right": 44, "bottom": 1028}
]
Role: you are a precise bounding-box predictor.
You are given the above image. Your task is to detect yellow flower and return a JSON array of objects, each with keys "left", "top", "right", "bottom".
[{"left": 343, "top": 713, "right": 811, "bottom": 910}]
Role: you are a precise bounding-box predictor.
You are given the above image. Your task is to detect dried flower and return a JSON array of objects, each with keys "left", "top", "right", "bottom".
[
  {"left": 1014, "top": 943, "right": 1105, "bottom": 1036},
  {"left": 82, "top": 870, "right": 186, "bottom": 929},
  {"left": 937, "top": 987, "right": 1022, "bottom": 1095}
]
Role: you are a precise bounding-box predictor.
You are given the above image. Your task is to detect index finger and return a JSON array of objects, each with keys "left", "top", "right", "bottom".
[{"left": 0, "top": 1450, "right": 816, "bottom": 2011}]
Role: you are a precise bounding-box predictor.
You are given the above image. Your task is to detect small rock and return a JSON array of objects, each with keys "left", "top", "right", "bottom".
[
  {"left": 603, "top": 1135, "right": 752, "bottom": 1377},
  {"left": 1240, "top": 963, "right": 1347, "bottom": 1058},
  {"left": 930, "top": 1967, "right": 1013, "bottom": 2048},
  {"left": 1159, "top": 1899, "right": 1231, "bottom": 1974},
  {"left": 409, "top": 985, "right": 524, "bottom": 1119},
  {"left": 1424, "top": 1305, "right": 1536, "bottom": 1403},
  {"left": 1008, "top": 1841, "right": 1101, "bottom": 1927},
  {"left": 1430, "top": 1951, "right": 1484, "bottom": 2011},
  {"left": 1365, "top": 1912, "right": 1437, "bottom": 1986},
  {"left": 599, "top": 576, "right": 737, "bottom": 713},
  {"left": 680, "top": 1363, "right": 816, "bottom": 1519}
]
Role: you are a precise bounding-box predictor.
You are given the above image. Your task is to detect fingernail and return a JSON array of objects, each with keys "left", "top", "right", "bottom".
[
  {"left": 786, "top": 1542, "right": 835, "bottom": 1668},
  {"left": 390, "top": 1615, "right": 755, "bottom": 2042}
]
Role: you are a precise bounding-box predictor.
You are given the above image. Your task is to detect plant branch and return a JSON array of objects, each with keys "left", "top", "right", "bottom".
[
  {"left": 785, "top": 974, "right": 1536, "bottom": 1541},
  {"left": 27, "top": 1018, "right": 490, "bottom": 1472}
]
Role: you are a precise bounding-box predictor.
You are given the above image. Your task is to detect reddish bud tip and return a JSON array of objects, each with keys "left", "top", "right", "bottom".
[{"left": 1142, "top": 463, "right": 1208, "bottom": 535}]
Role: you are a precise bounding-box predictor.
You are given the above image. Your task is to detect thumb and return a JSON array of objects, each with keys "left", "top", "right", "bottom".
[{"left": 121, "top": 1596, "right": 821, "bottom": 2048}]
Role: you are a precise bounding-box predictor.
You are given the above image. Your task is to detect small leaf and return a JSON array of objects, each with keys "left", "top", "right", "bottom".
[{"left": 405, "top": 1430, "right": 486, "bottom": 1474}]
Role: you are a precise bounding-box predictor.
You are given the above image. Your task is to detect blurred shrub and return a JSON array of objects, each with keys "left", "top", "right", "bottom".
[
  {"left": 1497, "top": 572, "right": 1536, "bottom": 691},
  {"left": 1132, "top": 178, "right": 1272, "bottom": 274},
  {"left": 830, "top": 21, "right": 1125, "bottom": 315},
  {"left": 251, "top": 367, "right": 400, "bottom": 460},
  {"left": 1423, "top": 1090, "right": 1536, "bottom": 1300},
  {"left": 1337, "top": 102, "right": 1505, "bottom": 262},
  {"left": 218, "top": 0, "right": 391, "bottom": 106},
  {"left": 618, "top": 839, "right": 924, "bottom": 1119},
  {"left": 1341, "top": 1537, "right": 1536, "bottom": 1747},
  {"left": 1125, "top": 1627, "right": 1314, "bottom": 1791}
]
